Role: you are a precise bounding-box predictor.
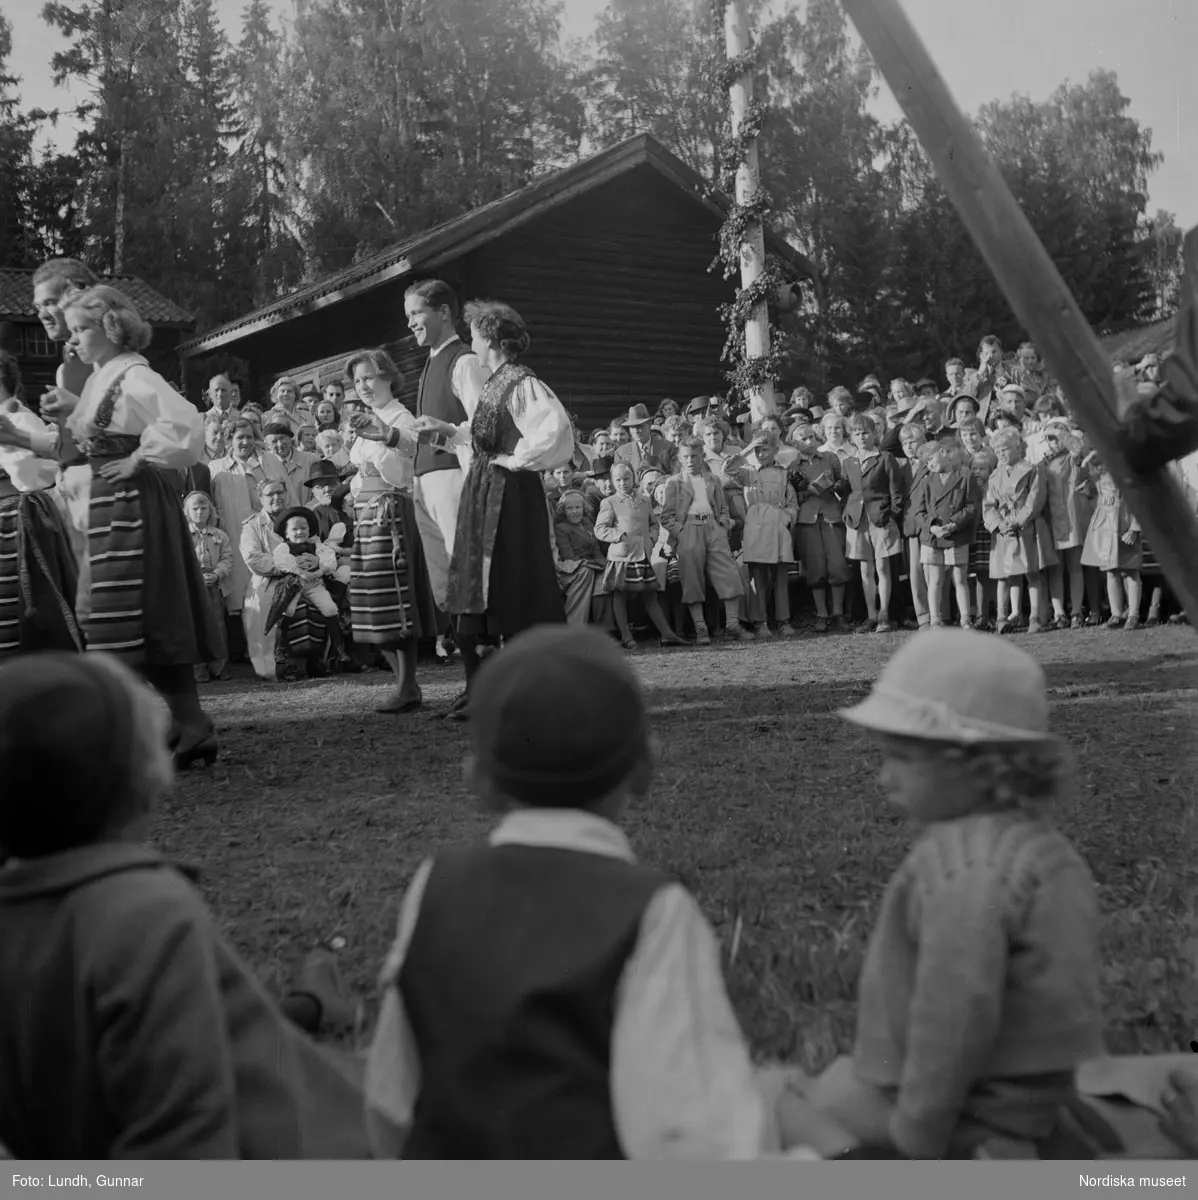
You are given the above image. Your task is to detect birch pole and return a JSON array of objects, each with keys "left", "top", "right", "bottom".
[
  {"left": 839, "top": 0, "right": 1198, "bottom": 621},
  {"left": 724, "top": 0, "right": 777, "bottom": 421}
]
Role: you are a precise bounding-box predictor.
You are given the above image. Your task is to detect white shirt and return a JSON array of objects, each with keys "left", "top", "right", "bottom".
[
  {"left": 66, "top": 353, "right": 203, "bottom": 469},
  {"left": 448, "top": 373, "right": 574, "bottom": 474},
  {"left": 0, "top": 402, "right": 57, "bottom": 492},
  {"left": 687, "top": 475, "right": 715, "bottom": 517},
  {"left": 364, "top": 808, "right": 818, "bottom": 1160},
  {"left": 429, "top": 336, "right": 489, "bottom": 420},
  {"left": 350, "top": 399, "right": 419, "bottom": 498}
]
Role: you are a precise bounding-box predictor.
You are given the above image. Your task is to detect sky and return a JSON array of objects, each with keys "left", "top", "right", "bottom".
[{"left": 6, "top": 0, "right": 1195, "bottom": 227}]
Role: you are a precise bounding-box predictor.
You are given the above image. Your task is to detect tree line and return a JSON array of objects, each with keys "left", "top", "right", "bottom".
[{"left": 0, "top": 0, "right": 1185, "bottom": 392}]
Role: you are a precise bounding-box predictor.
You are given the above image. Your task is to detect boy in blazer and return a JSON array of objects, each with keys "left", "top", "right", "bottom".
[{"left": 842, "top": 415, "right": 905, "bottom": 633}]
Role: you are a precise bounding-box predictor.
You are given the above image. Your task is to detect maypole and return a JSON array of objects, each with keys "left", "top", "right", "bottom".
[{"left": 713, "top": 0, "right": 781, "bottom": 421}]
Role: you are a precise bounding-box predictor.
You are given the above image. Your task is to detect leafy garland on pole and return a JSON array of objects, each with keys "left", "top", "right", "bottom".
[{"left": 707, "top": 0, "right": 787, "bottom": 413}]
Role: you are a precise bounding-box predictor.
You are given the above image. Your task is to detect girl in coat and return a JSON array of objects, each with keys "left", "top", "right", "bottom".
[
  {"left": 1039, "top": 422, "right": 1099, "bottom": 629},
  {"left": 594, "top": 463, "right": 686, "bottom": 649},
  {"left": 789, "top": 422, "right": 852, "bottom": 632},
  {"left": 982, "top": 427, "right": 1058, "bottom": 635},
  {"left": 897, "top": 424, "right": 931, "bottom": 630},
  {"left": 183, "top": 490, "right": 233, "bottom": 682},
  {"left": 912, "top": 442, "right": 978, "bottom": 629},
  {"left": 842, "top": 415, "right": 904, "bottom": 634},
  {"left": 738, "top": 428, "right": 799, "bottom": 638},
  {"left": 1080, "top": 456, "right": 1143, "bottom": 630},
  {"left": 958, "top": 418, "right": 998, "bottom": 628}
]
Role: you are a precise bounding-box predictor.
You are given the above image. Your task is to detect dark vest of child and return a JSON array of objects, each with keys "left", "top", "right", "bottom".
[
  {"left": 397, "top": 843, "right": 669, "bottom": 1159},
  {"left": 414, "top": 341, "right": 471, "bottom": 478}
]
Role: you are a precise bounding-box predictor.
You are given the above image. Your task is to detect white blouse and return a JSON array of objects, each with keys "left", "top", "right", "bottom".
[
  {"left": 349, "top": 400, "right": 419, "bottom": 498},
  {"left": 0, "top": 402, "right": 57, "bottom": 492},
  {"left": 448, "top": 375, "right": 574, "bottom": 474},
  {"left": 65, "top": 353, "right": 203, "bottom": 470}
]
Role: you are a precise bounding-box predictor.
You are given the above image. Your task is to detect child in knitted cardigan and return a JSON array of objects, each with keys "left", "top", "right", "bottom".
[{"left": 780, "top": 630, "right": 1103, "bottom": 1158}]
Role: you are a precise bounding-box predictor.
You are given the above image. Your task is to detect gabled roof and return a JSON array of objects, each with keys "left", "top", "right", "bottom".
[
  {"left": 179, "top": 133, "right": 818, "bottom": 358},
  {"left": 0, "top": 268, "right": 194, "bottom": 328}
]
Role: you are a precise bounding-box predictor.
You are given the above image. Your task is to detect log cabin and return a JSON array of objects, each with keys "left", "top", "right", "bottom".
[{"left": 178, "top": 134, "right": 815, "bottom": 429}]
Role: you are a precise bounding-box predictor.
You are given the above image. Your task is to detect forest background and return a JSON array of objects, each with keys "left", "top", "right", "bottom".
[{"left": 0, "top": 0, "right": 1186, "bottom": 390}]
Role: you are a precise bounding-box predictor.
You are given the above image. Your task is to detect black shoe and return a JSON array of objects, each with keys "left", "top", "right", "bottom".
[
  {"left": 444, "top": 688, "right": 470, "bottom": 721},
  {"left": 174, "top": 720, "right": 218, "bottom": 769}
]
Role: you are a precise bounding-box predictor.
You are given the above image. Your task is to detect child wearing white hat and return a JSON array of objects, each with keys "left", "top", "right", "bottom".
[{"left": 780, "top": 630, "right": 1103, "bottom": 1158}]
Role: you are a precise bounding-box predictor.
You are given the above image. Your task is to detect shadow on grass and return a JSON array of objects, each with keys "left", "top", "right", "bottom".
[{"left": 170, "top": 661, "right": 1196, "bottom": 1069}]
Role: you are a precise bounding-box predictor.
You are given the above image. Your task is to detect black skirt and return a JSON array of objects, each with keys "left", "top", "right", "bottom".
[{"left": 455, "top": 470, "right": 566, "bottom": 639}]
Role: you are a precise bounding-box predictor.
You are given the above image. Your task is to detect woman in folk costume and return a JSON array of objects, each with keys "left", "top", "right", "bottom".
[
  {"left": 43, "top": 285, "right": 221, "bottom": 768},
  {"left": 0, "top": 352, "right": 84, "bottom": 660},
  {"left": 414, "top": 300, "right": 572, "bottom": 717},
  {"left": 344, "top": 349, "right": 438, "bottom": 714}
]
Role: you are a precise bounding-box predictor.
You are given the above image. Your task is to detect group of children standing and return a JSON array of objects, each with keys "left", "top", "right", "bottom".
[{"left": 548, "top": 367, "right": 1184, "bottom": 644}]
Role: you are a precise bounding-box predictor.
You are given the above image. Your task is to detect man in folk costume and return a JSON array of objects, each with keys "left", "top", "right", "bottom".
[
  {"left": 614, "top": 403, "right": 678, "bottom": 476},
  {"left": 403, "top": 279, "right": 490, "bottom": 711},
  {"left": 29, "top": 259, "right": 100, "bottom": 571}
]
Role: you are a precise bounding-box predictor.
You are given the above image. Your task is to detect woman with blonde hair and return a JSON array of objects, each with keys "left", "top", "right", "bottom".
[{"left": 24, "top": 284, "right": 220, "bottom": 766}]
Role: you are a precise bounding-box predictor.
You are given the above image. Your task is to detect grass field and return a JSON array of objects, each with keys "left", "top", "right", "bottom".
[{"left": 160, "top": 625, "right": 1198, "bottom": 1070}]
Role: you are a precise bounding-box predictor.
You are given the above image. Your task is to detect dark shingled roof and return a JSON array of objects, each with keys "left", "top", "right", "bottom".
[
  {"left": 0, "top": 268, "right": 194, "bottom": 328},
  {"left": 179, "top": 132, "right": 819, "bottom": 358}
]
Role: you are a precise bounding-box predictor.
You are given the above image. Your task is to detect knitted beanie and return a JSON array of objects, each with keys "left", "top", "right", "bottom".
[{"left": 470, "top": 624, "right": 648, "bottom": 808}]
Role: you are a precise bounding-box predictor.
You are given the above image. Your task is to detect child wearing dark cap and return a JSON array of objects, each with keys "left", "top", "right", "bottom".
[
  {"left": 364, "top": 624, "right": 838, "bottom": 1160},
  {"left": 0, "top": 651, "right": 370, "bottom": 1159}
]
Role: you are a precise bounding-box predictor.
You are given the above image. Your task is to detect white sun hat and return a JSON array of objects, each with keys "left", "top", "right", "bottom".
[{"left": 840, "top": 629, "right": 1056, "bottom": 744}]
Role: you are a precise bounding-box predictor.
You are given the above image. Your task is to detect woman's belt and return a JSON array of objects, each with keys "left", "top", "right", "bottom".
[{"left": 78, "top": 431, "right": 142, "bottom": 461}]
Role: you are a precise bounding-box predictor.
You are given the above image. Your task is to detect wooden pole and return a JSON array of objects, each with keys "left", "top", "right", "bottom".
[
  {"left": 725, "top": 0, "right": 777, "bottom": 422},
  {"left": 840, "top": 0, "right": 1198, "bottom": 623}
]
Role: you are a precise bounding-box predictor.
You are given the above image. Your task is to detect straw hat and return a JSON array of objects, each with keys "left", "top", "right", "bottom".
[{"left": 840, "top": 629, "right": 1055, "bottom": 745}]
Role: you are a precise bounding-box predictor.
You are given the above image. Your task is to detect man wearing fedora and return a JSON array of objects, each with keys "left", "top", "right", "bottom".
[
  {"left": 303, "top": 458, "right": 352, "bottom": 542},
  {"left": 615, "top": 403, "right": 678, "bottom": 476}
]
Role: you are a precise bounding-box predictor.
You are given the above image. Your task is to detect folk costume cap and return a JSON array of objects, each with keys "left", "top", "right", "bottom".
[
  {"left": 471, "top": 624, "right": 649, "bottom": 807},
  {"left": 274, "top": 506, "right": 320, "bottom": 538},
  {"left": 622, "top": 403, "right": 653, "bottom": 427},
  {"left": 840, "top": 629, "right": 1055, "bottom": 745}
]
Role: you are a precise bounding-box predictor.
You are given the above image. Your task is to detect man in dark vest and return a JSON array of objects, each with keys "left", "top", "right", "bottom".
[
  {"left": 404, "top": 280, "right": 490, "bottom": 713},
  {"left": 403, "top": 280, "right": 490, "bottom": 608}
]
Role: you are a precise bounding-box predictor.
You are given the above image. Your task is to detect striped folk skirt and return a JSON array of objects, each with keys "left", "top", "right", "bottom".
[
  {"left": 84, "top": 463, "right": 223, "bottom": 666},
  {"left": 350, "top": 489, "right": 437, "bottom": 647},
  {"left": 0, "top": 489, "right": 84, "bottom": 661}
]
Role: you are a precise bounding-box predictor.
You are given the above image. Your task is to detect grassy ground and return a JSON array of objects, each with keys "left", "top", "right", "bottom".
[{"left": 160, "top": 625, "right": 1198, "bottom": 1069}]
